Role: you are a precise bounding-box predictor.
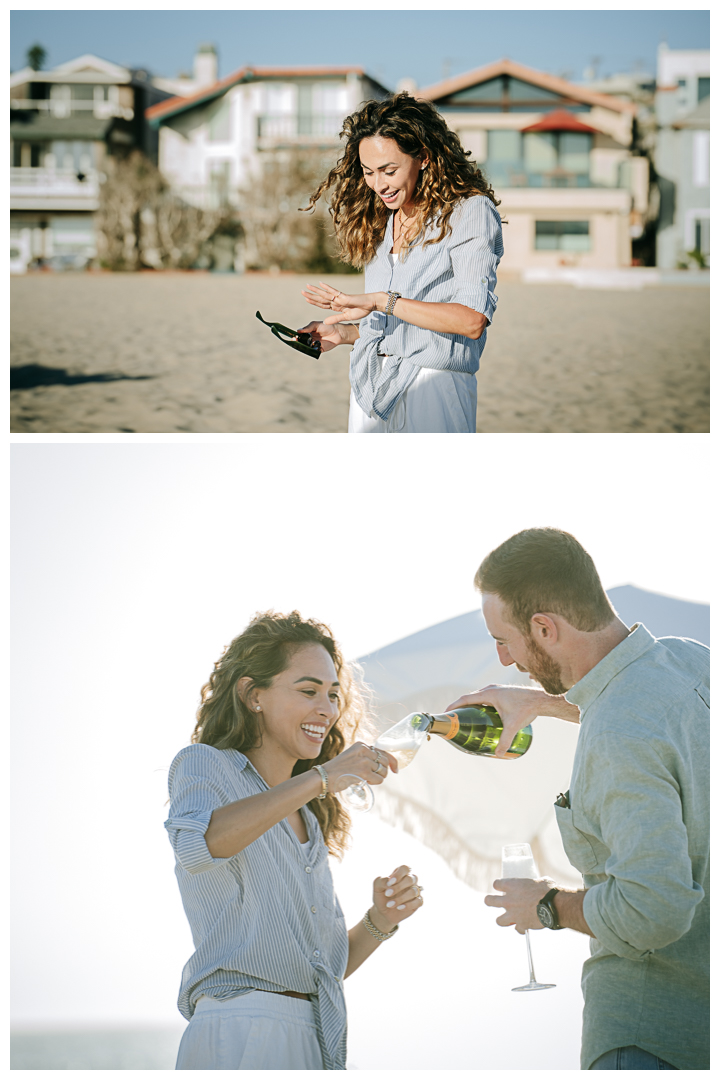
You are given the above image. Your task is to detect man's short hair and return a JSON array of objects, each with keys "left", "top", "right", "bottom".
[{"left": 475, "top": 528, "right": 617, "bottom": 633}]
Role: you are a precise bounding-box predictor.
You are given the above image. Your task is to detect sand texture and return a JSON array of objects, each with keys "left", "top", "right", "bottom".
[{"left": 11, "top": 272, "right": 709, "bottom": 433}]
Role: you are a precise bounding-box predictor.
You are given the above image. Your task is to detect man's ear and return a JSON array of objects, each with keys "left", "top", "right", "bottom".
[{"left": 530, "top": 613, "right": 559, "bottom": 644}]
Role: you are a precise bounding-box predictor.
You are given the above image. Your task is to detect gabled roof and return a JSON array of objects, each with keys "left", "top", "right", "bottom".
[
  {"left": 146, "top": 65, "right": 372, "bottom": 125},
  {"left": 417, "top": 58, "right": 635, "bottom": 114},
  {"left": 10, "top": 54, "right": 131, "bottom": 87}
]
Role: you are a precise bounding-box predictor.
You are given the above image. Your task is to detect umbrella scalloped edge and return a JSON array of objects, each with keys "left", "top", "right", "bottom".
[
  {"left": 373, "top": 787, "right": 500, "bottom": 892},
  {"left": 372, "top": 787, "right": 584, "bottom": 893}
]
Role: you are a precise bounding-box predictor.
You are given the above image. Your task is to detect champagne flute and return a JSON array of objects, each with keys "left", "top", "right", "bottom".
[
  {"left": 501, "top": 843, "right": 556, "bottom": 992},
  {"left": 338, "top": 714, "right": 427, "bottom": 812}
]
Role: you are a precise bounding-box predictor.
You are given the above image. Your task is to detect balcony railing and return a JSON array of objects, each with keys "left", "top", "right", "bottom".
[
  {"left": 484, "top": 164, "right": 600, "bottom": 189},
  {"left": 257, "top": 113, "right": 346, "bottom": 143},
  {"left": 11, "top": 167, "right": 100, "bottom": 199},
  {"left": 10, "top": 98, "right": 134, "bottom": 121}
]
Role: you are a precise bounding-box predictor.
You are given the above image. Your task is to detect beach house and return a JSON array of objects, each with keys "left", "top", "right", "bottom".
[
  {"left": 653, "top": 43, "right": 710, "bottom": 269},
  {"left": 146, "top": 66, "right": 390, "bottom": 211},
  {"left": 414, "top": 60, "right": 647, "bottom": 272},
  {"left": 10, "top": 53, "right": 173, "bottom": 271}
]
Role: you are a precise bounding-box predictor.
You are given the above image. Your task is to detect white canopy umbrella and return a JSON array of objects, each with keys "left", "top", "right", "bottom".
[{"left": 356, "top": 586, "right": 709, "bottom": 891}]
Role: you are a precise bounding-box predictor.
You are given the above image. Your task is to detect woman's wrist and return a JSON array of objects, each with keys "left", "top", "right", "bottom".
[
  {"left": 374, "top": 292, "right": 389, "bottom": 313},
  {"left": 368, "top": 903, "right": 397, "bottom": 935},
  {"left": 340, "top": 323, "right": 360, "bottom": 345}
]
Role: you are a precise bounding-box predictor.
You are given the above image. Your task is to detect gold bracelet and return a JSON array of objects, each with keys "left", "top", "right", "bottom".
[
  {"left": 311, "top": 764, "right": 328, "bottom": 799},
  {"left": 362, "top": 909, "right": 398, "bottom": 942},
  {"left": 384, "top": 291, "right": 401, "bottom": 317}
]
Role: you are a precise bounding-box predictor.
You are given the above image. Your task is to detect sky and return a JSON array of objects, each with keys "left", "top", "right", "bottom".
[
  {"left": 11, "top": 434, "right": 712, "bottom": 1062},
  {"left": 10, "top": 7, "right": 711, "bottom": 91}
]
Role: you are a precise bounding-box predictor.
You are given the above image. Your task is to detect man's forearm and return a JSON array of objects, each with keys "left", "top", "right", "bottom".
[
  {"left": 534, "top": 691, "right": 581, "bottom": 724},
  {"left": 555, "top": 889, "right": 594, "bottom": 936}
]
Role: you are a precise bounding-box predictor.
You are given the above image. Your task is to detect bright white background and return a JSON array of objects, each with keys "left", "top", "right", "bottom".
[{"left": 11, "top": 434, "right": 711, "bottom": 1069}]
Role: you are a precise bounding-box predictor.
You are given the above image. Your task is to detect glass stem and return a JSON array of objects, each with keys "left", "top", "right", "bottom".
[{"left": 525, "top": 931, "right": 537, "bottom": 984}]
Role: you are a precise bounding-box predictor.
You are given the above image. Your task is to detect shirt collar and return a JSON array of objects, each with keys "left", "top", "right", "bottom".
[
  {"left": 379, "top": 212, "right": 394, "bottom": 254},
  {"left": 564, "top": 623, "right": 656, "bottom": 715}
]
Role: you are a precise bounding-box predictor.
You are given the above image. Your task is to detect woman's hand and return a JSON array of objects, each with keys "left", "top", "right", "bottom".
[
  {"left": 369, "top": 865, "right": 425, "bottom": 933},
  {"left": 301, "top": 281, "right": 384, "bottom": 324},
  {"left": 345, "top": 863, "right": 424, "bottom": 977},
  {"left": 296, "top": 320, "right": 354, "bottom": 353},
  {"left": 323, "top": 741, "right": 398, "bottom": 794}
]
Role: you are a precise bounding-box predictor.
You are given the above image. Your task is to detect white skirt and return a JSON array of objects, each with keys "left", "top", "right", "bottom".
[
  {"left": 348, "top": 364, "right": 477, "bottom": 433},
  {"left": 175, "top": 992, "right": 324, "bottom": 1070}
]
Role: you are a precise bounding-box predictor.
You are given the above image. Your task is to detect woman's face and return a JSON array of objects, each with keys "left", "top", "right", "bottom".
[
  {"left": 359, "top": 135, "right": 428, "bottom": 214},
  {"left": 251, "top": 644, "right": 341, "bottom": 765}
]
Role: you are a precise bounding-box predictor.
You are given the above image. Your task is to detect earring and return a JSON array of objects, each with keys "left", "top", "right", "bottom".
[{"left": 255, "top": 705, "right": 261, "bottom": 712}]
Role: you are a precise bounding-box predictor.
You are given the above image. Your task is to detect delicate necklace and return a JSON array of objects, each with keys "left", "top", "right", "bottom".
[{"left": 395, "top": 211, "right": 415, "bottom": 243}]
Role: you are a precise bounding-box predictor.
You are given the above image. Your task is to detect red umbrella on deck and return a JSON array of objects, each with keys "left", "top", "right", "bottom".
[{"left": 521, "top": 108, "right": 600, "bottom": 134}]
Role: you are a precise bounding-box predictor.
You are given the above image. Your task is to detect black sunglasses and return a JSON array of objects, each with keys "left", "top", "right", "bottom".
[{"left": 255, "top": 311, "right": 322, "bottom": 359}]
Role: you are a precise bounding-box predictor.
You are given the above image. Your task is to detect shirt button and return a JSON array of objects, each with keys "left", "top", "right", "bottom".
[
  {"left": 481, "top": 277, "right": 488, "bottom": 284},
  {"left": 313, "top": 950, "right": 320, "bottom": 957},
  {"left": 311, "top": 906, "right": 317, "bottom": 914},
  {"left": 305, "top": 866, "right": 312, "bottom": 873},
  {"left": 334, "top": 976, "right": 340, "bottom": 983}
]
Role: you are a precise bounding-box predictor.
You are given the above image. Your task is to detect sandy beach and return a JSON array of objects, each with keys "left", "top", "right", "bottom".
[{"left": 10, "top": 271, "right": 709, "bottom": 433}]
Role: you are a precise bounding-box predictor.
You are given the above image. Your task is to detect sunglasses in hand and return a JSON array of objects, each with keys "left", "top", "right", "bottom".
[{"left": 256, "top": 311, "right": 322, "bottom": 358}]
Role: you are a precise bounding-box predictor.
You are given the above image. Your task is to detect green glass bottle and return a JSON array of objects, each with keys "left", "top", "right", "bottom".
[{"left": 410, "top": 705, "right": 532, "bottom": 758}]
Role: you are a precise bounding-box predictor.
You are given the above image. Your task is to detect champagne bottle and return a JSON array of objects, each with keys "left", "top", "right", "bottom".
[{"left": 409, "top": 705, "right": 532, "bottom": 758}]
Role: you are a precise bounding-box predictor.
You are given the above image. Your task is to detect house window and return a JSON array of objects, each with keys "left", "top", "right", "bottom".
[
  {"left": 207, "top": 97, "right": 231, "bottom": 142},
  {"left": 207, "top": 160, "right": 231, "bottom": 207},
  {"left": 697, "top": 77, "right": 710, "bottom": 102},
  {"left": 693, "top": 131, "right": 709, "bottom": 187},
  {"left": 487, "top": 129, "right": 522, "bottom": 162},
  {"left": 525, "top": 132, "right": 591, "bottom": 185},
  {"left": 524, "top": 132, "right": 556, "bottom": 172},
  {"left": 535, "top": 220, "right": 591, "bottom": 252},
  {"left": 558, "top": 132, "right": 591, "bottom": 174},
  {"left": 485, "top": 129, "right": 523, "bottom": 184}
]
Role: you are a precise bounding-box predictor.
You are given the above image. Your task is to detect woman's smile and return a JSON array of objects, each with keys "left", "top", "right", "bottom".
[{"left": 300, "top": 722, "right": 329, "bottom": 743}]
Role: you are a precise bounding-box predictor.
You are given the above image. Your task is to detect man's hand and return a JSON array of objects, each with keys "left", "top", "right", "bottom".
[
  {"left": 486, "top": 878, "right": 594, "bottom": 937},
  {"left": 485, "top": 877, "right": 553, "bottom": 934},
  {"left": 445, "top": 685, "right": 580, "bottom": 756}
]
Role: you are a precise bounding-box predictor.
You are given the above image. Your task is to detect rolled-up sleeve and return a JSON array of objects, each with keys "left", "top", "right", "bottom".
[
  {"left": 447, "top": 196, "right": 504, "bottom": 324},
  {"left": 165, "top": 744, "right": 234, "bottom": 875},
  {"left": 581, "top": 731, "right": 704, "bottom": 958}
]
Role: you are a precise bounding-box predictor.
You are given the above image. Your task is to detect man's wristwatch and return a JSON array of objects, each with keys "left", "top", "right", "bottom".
[{"left": 537, "top": 887, "right": 562, "bottom": 930}]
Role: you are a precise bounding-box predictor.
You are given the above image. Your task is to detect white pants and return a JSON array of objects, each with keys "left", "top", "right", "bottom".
[
  {"left": 348, "top": 364, "right": 477, "bottom": 433},
  {"left": 175, "top": 992, "right": 324, "bottom": 1070}
]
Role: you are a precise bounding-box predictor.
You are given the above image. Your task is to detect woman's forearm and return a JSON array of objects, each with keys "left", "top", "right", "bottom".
[
  {"left": 345, "top": 905, "right": 396, "bottom": 977},
  {"left": 374, "top": 293, "right": 487, "bottom": 340},
  {"left": 205, "top": 770, "right": 323, "bottom": 858},
  {"left": 341, "top": 323, "right": 361, "bottom": 345}
]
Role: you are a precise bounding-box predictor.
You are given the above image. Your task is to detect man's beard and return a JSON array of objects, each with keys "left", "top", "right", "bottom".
[{"left": 523, "top": 635, "right": 568, "bottom": 696}]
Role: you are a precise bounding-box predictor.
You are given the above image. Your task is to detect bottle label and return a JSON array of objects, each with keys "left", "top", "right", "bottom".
[{"left": 439, "top": 712, "right": 460, "bottom": 740}]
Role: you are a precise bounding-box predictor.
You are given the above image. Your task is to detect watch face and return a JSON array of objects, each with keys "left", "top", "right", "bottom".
[{"left": 537, "top": 903, "right": 554, "bottom": 929}]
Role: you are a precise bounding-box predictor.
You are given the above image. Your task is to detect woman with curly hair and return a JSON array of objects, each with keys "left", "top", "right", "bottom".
[
  {"left": 298, "top": 91, "right": 504, "bottom": 433},
  {"left": 165, "top": 611, "right": 424, "bottom": 1070}
]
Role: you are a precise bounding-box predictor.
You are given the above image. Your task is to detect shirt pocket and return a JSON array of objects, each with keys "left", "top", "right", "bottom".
[{"left": 554, "top": 802, "right": 601, "bottom": 874}]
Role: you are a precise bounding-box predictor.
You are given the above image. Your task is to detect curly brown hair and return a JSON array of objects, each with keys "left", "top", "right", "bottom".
[
  {"left": 302, "top": 91, "right": 501, "bottom": 269},
  {"left": 192, "top": 610, "right": 367, "bottom": 858}
]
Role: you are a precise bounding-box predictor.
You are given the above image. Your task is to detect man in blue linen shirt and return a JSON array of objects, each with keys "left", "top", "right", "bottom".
[{"left": 450, "top": 528, "right": 709, "bottom": 1070}]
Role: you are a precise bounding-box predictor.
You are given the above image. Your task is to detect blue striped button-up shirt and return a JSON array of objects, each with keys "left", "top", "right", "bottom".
[
  {"left": 164, "top": 743, "right": 349, "bottom": 1070},
  {"left": 350, "top": 194, "right": 504, "bottom": 420}
]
